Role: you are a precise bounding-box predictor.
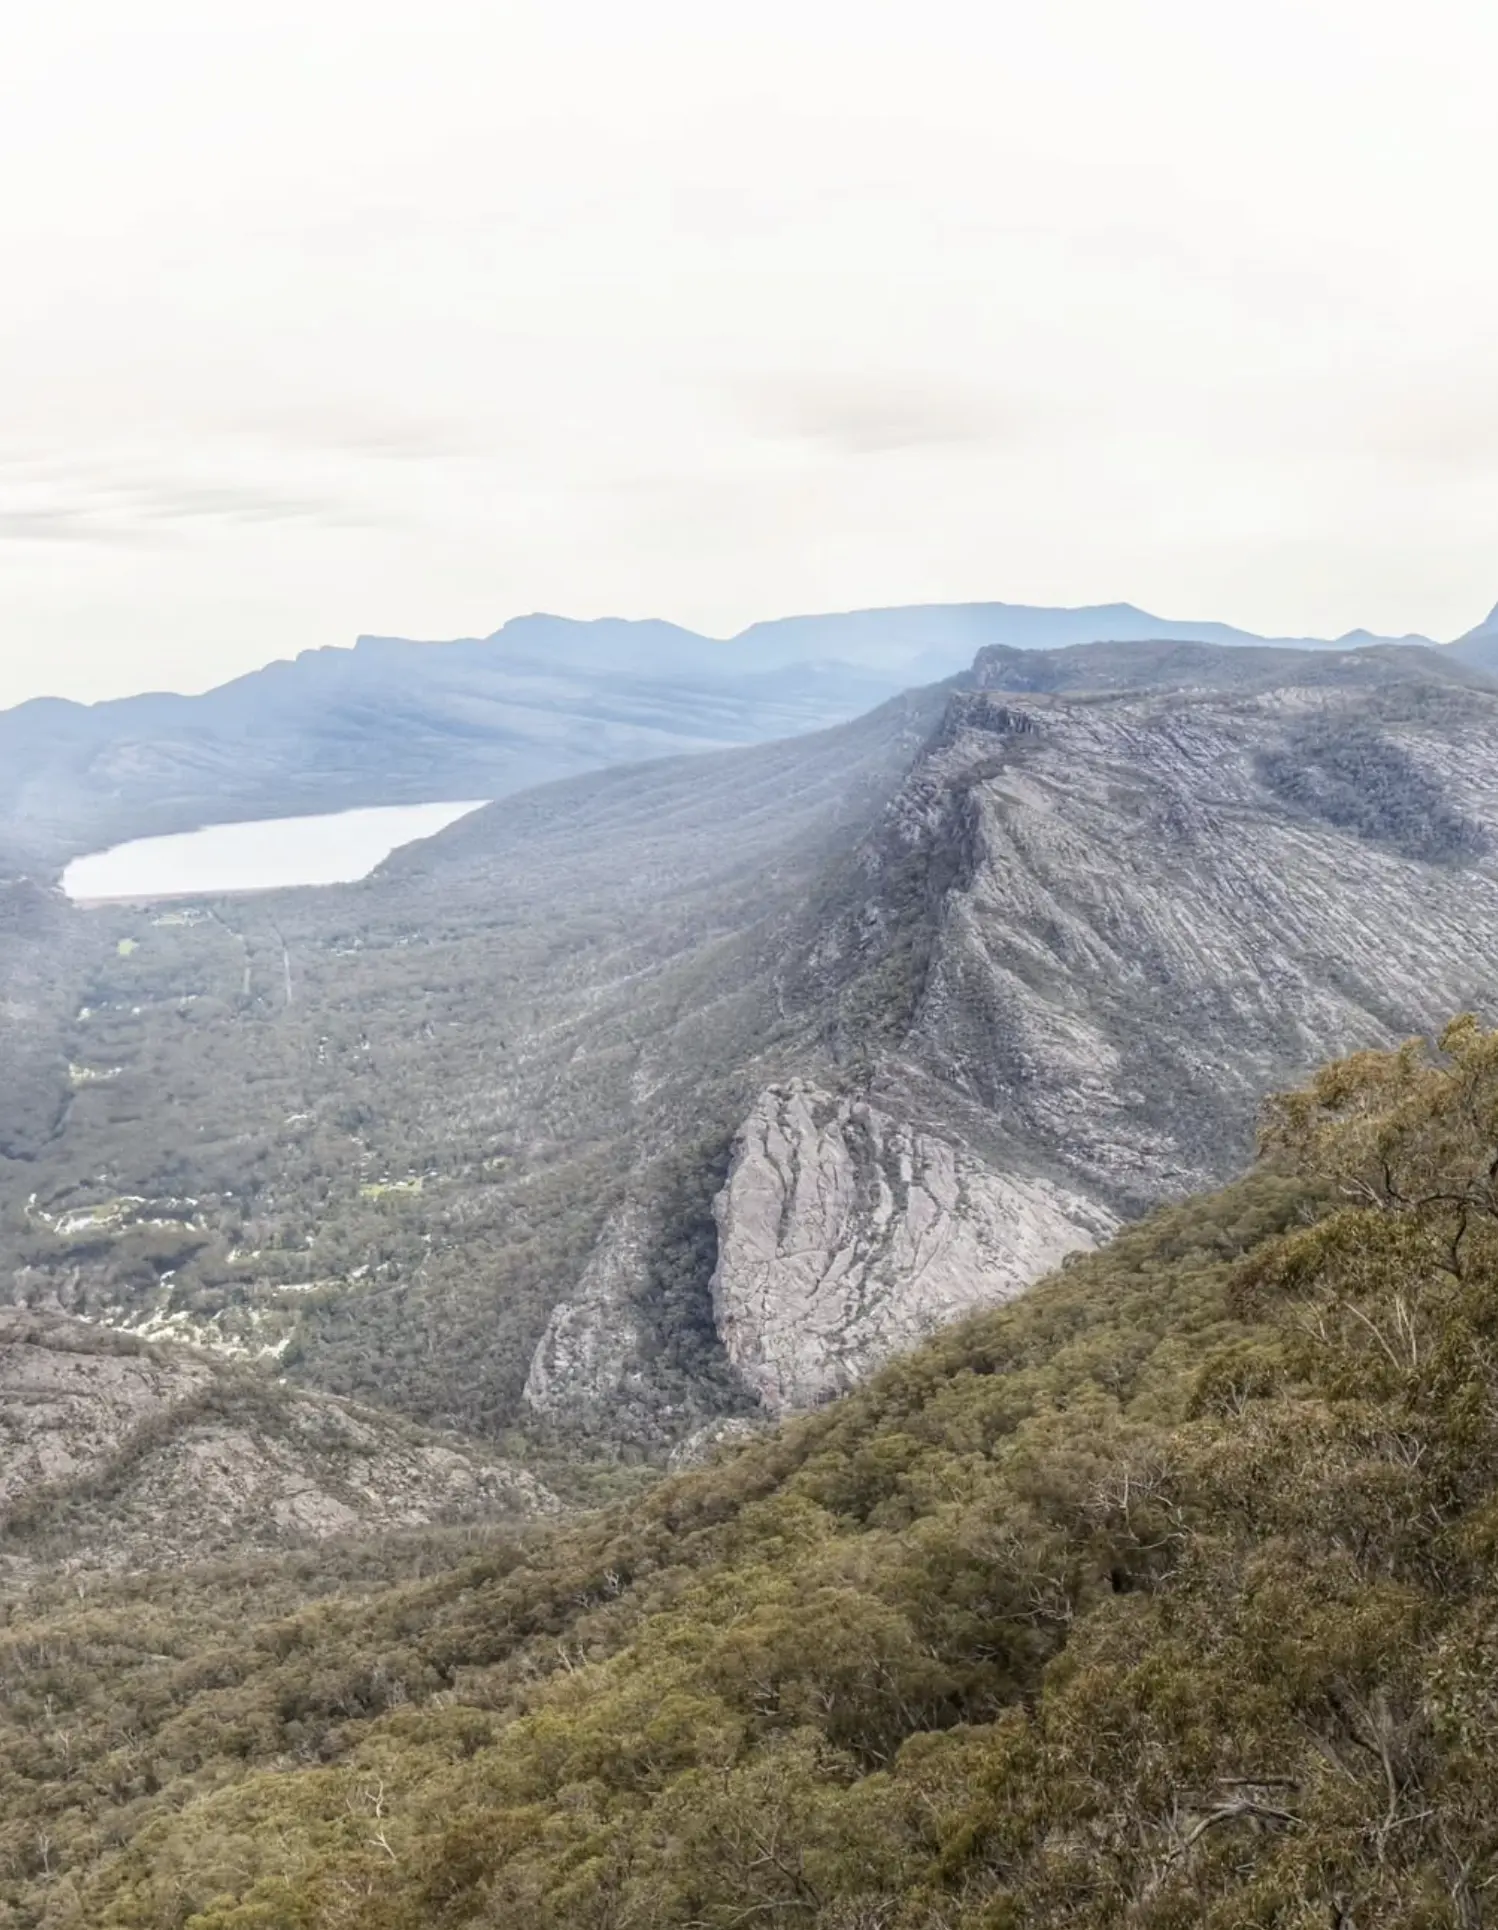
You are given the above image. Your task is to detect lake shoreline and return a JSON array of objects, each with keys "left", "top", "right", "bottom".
[{"left": 62, "top": 799, "right": 490, "bottom": 903}]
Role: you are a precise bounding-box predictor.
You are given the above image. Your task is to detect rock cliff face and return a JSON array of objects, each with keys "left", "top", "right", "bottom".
[
  {"left": 711, "top": 1083, "right": 1114, "bottom": 1412},
  {"left": 14, "top": 639, "right": 1498, "bottom": 1462},
  {"left": 522, "top": 1203, "right": 652, "bottom": 1421},
  {"left": 1, "top": 687, "right": 947, "bottom": 1456},
  {"left": 691, "top": 659, "right": 1498, "bottom": 1422},
  {"left": 900, "top": 682, "right": 1498, "bottom": 1207},
  {"left": 0, "top": 1311, "right": 552, "bottom": 1582}
]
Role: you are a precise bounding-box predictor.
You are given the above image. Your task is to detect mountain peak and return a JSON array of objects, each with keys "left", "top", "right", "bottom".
[{"left": 1456, "top": 599, "right": 1498, "bottom": 642}]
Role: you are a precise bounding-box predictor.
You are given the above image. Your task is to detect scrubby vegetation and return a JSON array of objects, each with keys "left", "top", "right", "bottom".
[
  {"left": 1258, "top": 716, "right": 1488, "bottom": 863},
  {"left": 4, "top": 1021, "right": 1498, "bottom": 1925}
]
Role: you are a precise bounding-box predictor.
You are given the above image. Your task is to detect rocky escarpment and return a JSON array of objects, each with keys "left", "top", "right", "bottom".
[
  {"left": 21, "top": 638, "right": 1498, "bottom": 1464},
  {"left": 710, "top": 1082, "right": 1114, "bottom": 1412},
  {"left": 522, "top": 1202, "right": 653, "bottom": 1424},
  {"left": 0, "top": 1311, "right": 552, "bottom": 1583},
  {"left": 901, "top": 680, "right": 1498, "bottom": 1206},
  {"left": 525, "top": 653, "right": 1498, "bottom": 1437},
  {"left": 3, "top": 685, "right": 948, "bottom": 1455},
  {"left": 524, "top": 1080, "right": 1115, "bottom": 1424}
]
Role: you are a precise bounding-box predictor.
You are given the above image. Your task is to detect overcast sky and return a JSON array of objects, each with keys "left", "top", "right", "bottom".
[{"left": 3, "top": 0, "right": 1496, "bottom": 706}]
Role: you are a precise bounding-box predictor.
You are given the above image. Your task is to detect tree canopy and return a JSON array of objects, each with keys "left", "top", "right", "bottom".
[{"left": 6, "top": 1021, "right": 1498, "bottom": 1927}]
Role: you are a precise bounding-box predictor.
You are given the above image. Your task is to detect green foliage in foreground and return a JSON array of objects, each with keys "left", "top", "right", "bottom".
[{"left": 9, "top": 1019, "right": 1498, "bottom": 1927}]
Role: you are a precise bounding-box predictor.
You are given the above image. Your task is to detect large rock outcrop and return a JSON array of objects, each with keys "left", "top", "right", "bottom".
[
  {"left": 17, "top": 638, "right": 1498, "bottom": 1457},
  {"left": 711, "top": 1083, "right": 1114, "bottom": 1412}
]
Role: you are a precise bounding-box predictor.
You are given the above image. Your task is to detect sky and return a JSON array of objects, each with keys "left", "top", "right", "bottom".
[{"left": 2, "top": 0, "right": 1497, "bottom": 707}]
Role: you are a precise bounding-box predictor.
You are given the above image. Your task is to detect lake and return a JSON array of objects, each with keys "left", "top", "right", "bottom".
[{"left": 62, "top": 800, "right": 489, "bottom": 902}]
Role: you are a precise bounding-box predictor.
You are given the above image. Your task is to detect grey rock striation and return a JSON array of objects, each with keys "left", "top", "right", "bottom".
[
  {"left": 14, "top": 637, "right": 1498, "bottom": 1467},
  {"left": 710, "top": 1082, "right": 1114, "bottom": 1411},
  {"left": 695, "top": 656, "right": 1498, "bottom": 1419},
  {"left": 896, "top": 681, "right": 1498, "bottom": 1207}
]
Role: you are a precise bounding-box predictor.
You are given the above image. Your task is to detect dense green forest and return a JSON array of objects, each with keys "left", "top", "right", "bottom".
[{"left": 4, "top": 1018, "right": 1498, "bottom": 1926}]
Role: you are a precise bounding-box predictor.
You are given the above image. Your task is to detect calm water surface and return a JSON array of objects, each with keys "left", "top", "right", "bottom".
[{"left": 63, "top": 801, "right": 489, "bottom": 902}]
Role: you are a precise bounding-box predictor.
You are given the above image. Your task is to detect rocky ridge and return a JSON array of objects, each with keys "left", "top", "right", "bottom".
[
  {"left": 13, "top": 640, "right": 1498, "bottom": 1467},
  {"left": 898, "top": 679, "right": 1498, "bottom": 1203},
  {"left": 0, "top": 1310, "right": 552, "bottom": 1585},
  {"left": 521, "top": 1202, "right": 653, "bottom": 1423},
  {"left": 654, "top": 658, "right": 1498, "bottom": 1419}
]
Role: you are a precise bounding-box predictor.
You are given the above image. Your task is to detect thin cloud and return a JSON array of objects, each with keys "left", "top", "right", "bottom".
[
  {"left": 740, "top": 375, "right": 1033, "bottom": 456},
  {"left": 0, "top": 466, "right": 383, "bottom": 545},
  {"left": 0, "top": 507, "right": 138, "bottom": 545},
  {"left": 229, "top": 405, "right": 485, "bottom": 463},
  {"left": 1361, "top": 392, "right": 1498, "bottom": 475},
  {"left": 125, "top": 479, "right": 349, "bottom": 525}
]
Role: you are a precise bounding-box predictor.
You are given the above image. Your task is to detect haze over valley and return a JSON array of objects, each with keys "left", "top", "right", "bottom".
[
  {"left": 10, "top": 594, "right": 1497, "bottom": 873},
  {"left": 8, "top": 0, "right": 1498, "bottom": 1916},
  {"left": 8, "top": 607, "right": 1498, "bottom": 1453}
]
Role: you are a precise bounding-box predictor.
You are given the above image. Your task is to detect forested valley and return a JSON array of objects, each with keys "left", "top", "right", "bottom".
[
  {"left": 8, "top": 643, "right": 1498, "bottom": 1461},
  {"left": 3, "top": 1021, "right": 1498, "bottom": 1925},
  {"left": 6, "top": 637, "right": 1498, "bottom": 1926}
]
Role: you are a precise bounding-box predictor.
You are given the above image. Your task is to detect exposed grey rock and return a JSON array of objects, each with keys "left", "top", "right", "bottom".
[
  {"left": 522, "top": 1202, "right": 652, "bottom": 1419},
  {"left": 0, "top": 1315, "right": 214, "bottom": 1510},
  {"left": 903, "top": 684, "right": 1498, "bottom": 1206},
  {"left": 0, "top": 1310, "right": 553, "bottom": 1583},
  {"left": 711, "top": 1083, "right": 1115, "bottom": 1413},
  {"left": 14, "top": 639, "right": 1498, "bottom": 1465}
]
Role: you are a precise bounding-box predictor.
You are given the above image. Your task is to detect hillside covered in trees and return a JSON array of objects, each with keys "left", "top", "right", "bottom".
[
  {"left": 4, "top": 1019, "right": 1497, "bottom": 1927},
  {"left": 10, "top": 641, "right": 1498, "bottom": 1469}
]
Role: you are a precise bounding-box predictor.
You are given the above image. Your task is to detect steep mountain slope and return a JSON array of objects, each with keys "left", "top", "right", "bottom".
[
  {"left": 3, "top": 1023, "right": 1497, "bottom": 1928},
  {"left": 8, "top": 638, "right": 1498, "bottom": 1464},
  {"left": 690, "top": 646, "right": 1498, "bottom": 1418},
  {"left": 881, "top": 669, "right": 1498, "bottom": 1200},
  {"left": 1447, "top": 596, "right": 1498, "bottom": 673},
  {"left": 3, "top": 599, "right": 1472, "bottom": 867},
  {"left": 0, "top": 689, "right": 950, "bottom": 1441}
]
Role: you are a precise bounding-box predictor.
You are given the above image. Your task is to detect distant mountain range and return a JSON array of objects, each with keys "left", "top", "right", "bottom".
[
  {"left": 452, "top": 600, "right": 1455, "bottom": 677},
  {"left": 721, "top": 598, "right": 1452, "bottom": 667},
  {"left": 4, "top": 597, "right": 1491, "bottom": 867}
]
